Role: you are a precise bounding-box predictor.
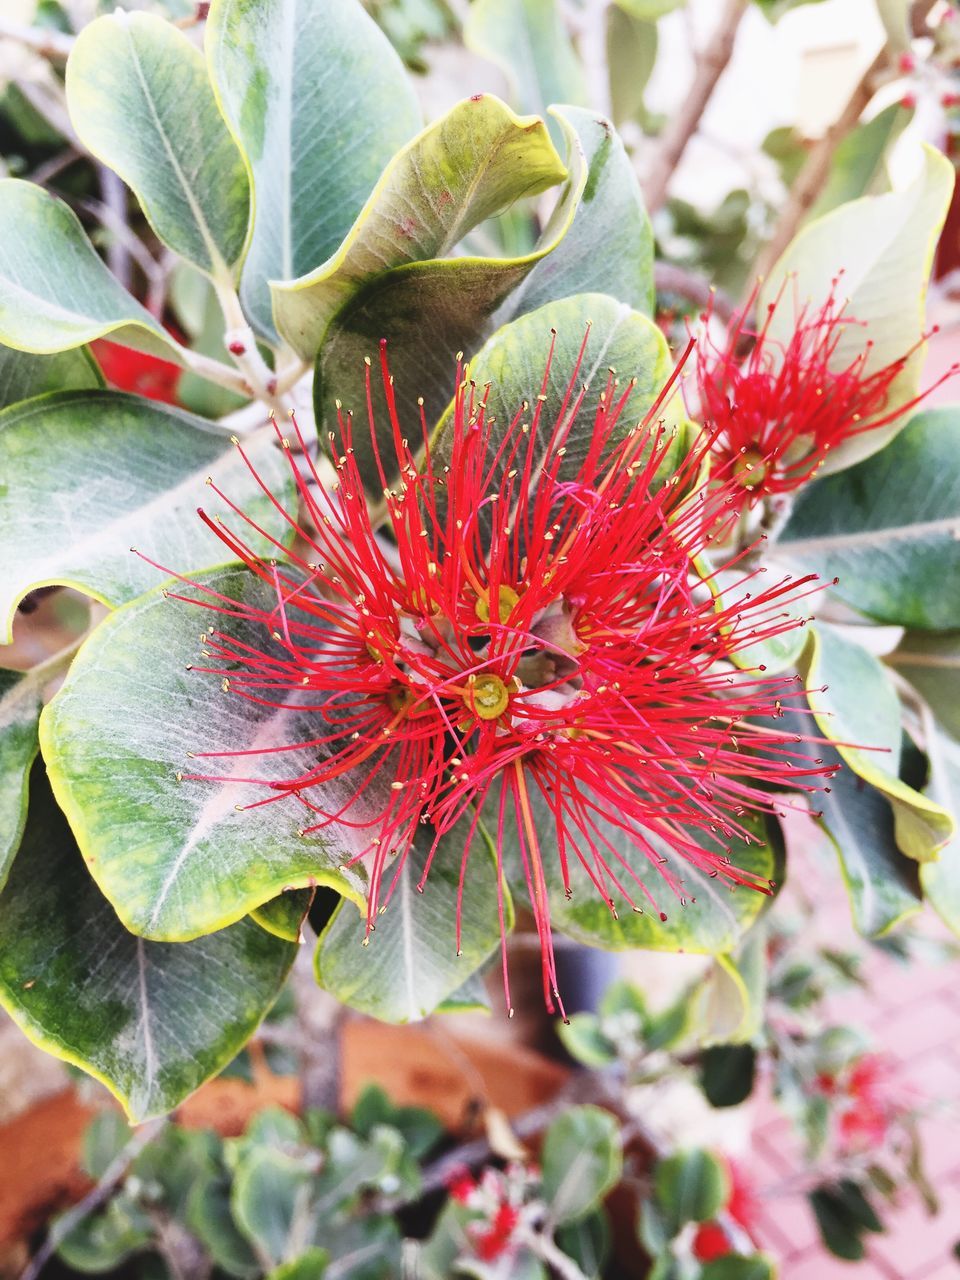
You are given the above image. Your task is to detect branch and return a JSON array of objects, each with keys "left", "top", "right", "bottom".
[
  {"left": 0, "top": 16, "right": 74, "bottom": 60},
  {"left": 642, "top": 0, "right": 749, "bottom": 214},
  {"left": 20, "top": 1117, "right": 167, "bottom": 1280},
  {"left": 654, "top": 262, "right": 737, "bottom": 322},
  {"left": 746, "top": 47, "right": 888, "bottom": 294}
]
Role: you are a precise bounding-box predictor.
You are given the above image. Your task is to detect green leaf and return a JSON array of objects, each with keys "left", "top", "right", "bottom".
[
  {"left": 187, "top": 1172, "right": 260, "bottom": 1279},
  {"left": 889, "top": 632, "right": 960, "bottom": 740},
  {"left": 267, "top": 1251, "right": 330, "bottom": 1280},
  {"left": 547, "top": 813, "right": 782, "bottom": 956},
  {"left": 699, "top": 1044, "right": 758, "bottom": 1108},
  {"left": 506, "top": 107, "right": 655, "bottom": 319},
  {"left": 56, "top": 1195, "right": 152, "bottom": 1273},
  {"left": 558, "top": 1013, "right": 618, "bottom": 1068},
  {"left": 555, "top": 1210, "right": 612, "bottom": 1279},
  {"left": 65, "top": 12, "right": 250, "bottom": 281},
  {"left": 251, "top": 890, "right": 314, "bottom": 942},
  {"left": 816, "top": 735, "right": 923, "bottom": 936},
  {"left": 541, "top": 1105, "right": 622, "bottom": 1225},
  {"left": 776, "top": 409, "right": 960, "bottom": 630},
  {"left": 758, "top": 145, "right": 954, "bottom": 473},
  {"left": 0, "top": 765, "right": 298, "bottom": 1121},
  {"left": 0, "top": 179, "right": 179, "bottom": 359},
  {"left": 653, "top": 1148, "right": 730, "bottom": 1230},
  {"left": 696, "top": 927, "right": 767, "bottom": 1045},
  {"left": 41, "top": 566, "right": 371, "bottom": 941},
  {"left": 613, "top": 0, "right": 684, "bottom": 16},
  {"left": 315, "top": 819, "right": 508, "bottom": 1023},
  {"left": 231, "top": 1146, "right": 317, "bottom": 1269},
  {"left": 272, "top": 94, "right": 569, "bottom": 360},
  {"left": 0, "top": 666, "right": 43, "bottom": 891},
  {"left": 0, "top": 391, "right": 298, "bottom": 642},
  {"left": 312, "top": 133, "right": 591, "bottom": 488},
  {"left": 464, "top": 0, "right": 587, "bottom": 134},
  {"left": 700, "top": 1258, "right": 776, "bottom": 1280},
  {"left": 802, "top": 625, "right": 954, "bottom": 860},
  {"left": 433, "top": 292, "right": 685, "bottom": 484},
  {"left": 921, "top": 728, "right": 960, "bottom": 936},
  {"left": 875, "top": 0, "right": 911, "bottom": 51},
  {"left": 206, "top": 0, "right": 421, "bottom": 340},
  {"left": 82, "top": 1111, "right": 135, "bottom": 1180},
  {"left": 0, "top": 342, "right": 101, "bottom": 409},
  {"left": 809, "top": 1180, "right": 882, "bottom": 1261},
  {"left": 808, "top": 104, "right": 911, "bottom": 222},
  {"left": 607, "top": 8, "right": 658, "bottom": 129},
  {"left": 351, "top": 1083, "right": 443, "bottom": 1159}
]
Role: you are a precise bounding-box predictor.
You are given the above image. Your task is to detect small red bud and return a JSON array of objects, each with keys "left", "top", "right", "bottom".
[
  {"left": 228, "top": 340, "right": 246, "bottom": 356},
  {"left": 900, "top": 92, "right": 917, "bottom": 109},
  {"left": 898, "top": 51, "right": 916, "bottom": 74},
  {"left": 943, "top": 91, "right": 960, "bottom": 109}
]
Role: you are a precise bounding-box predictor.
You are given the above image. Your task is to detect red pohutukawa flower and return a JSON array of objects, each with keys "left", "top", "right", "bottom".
[
  {"left": 148, "top": 333, "right": 838, "bottom": 1014},
  {"left": 695, "top": 278, "right": 945, "bottom": 506}
]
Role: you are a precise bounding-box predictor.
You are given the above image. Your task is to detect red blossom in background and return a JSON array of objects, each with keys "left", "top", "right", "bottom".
[
  {"left": 694, "top": 279, "right": 946, "bottom": 508},
  {"left": 818, "top": 1053, "right": 910, "bottom": 1152},
  {"left": 147, "top": 334, "right": 841, "bottom": 1013},
  {"left": 691, "top": 1156, "right": 760, "bottom": 1261},
  {"left": 91, "top": 338, "right": 183, "bottom": 405}
]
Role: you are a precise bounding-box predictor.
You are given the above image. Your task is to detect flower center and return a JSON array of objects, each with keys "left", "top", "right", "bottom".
[
  {"left": 386, "top": 683, "right": 412, "bottom": 713},
  {"left": 475, "top": 584, "right": 520, "bottom": 624},
  {"left": 734, "top": 447, "right": 766, "bottom": 489},
  {"left": 466, "top": 673, "right": 510, "bottom": 720}
]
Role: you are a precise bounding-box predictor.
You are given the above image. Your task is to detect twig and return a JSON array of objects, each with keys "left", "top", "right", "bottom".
[
  {"left": 642, "top": 0, "right": 749, "bottom": 213},
  {"left": 0, "top": 16, "right": 74, "bottom": 60},
  {"left": 746, "top": 48, "right": 888, "bottom": 294},
  {"left": 20, "top": 1117, "right": 167, "bottom": 1280},
  {"left": 27, "top": 147, "right": 81, "bottom": 187},
  {"left": 654, "top": 262, "right": 737, "bottom": 322},
  {"left": 98, "top": 166, "right": 133, "bottom": 292},
  {"left": 292, "top": 931, "right": 347, "bottom": 1112}
]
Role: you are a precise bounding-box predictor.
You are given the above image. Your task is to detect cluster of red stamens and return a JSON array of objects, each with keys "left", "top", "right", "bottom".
[{"left": 146, "top": 328, "right": 843, "bottom": 1014}]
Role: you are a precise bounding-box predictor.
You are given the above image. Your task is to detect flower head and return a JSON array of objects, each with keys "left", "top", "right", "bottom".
[
  {"left": 150, "top": 332, "right": 839, "bottom": 1014},
  {"left": 694, "top": 279, "right": 947, "bottom": 508}
]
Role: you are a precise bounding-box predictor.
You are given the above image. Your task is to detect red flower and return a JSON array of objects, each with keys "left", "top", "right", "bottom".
[
  {"left": 836, "top": 1054, "right": 901, "bottom": 1150},
  {"left": 148, "top": 334, "right": 838, "bottom": 1013},
  {"left": 91, "top": 338, "right": 183, "bottom": 405},
  {"left": 692, "top": 1221, "right": 732, "bottom": 1261},
  {"left": 694, "top": 280, "right": 943, "bottom": 508},
  {"left": 473, "top": 1201, "right": 520, "bottom": 1261},
  {"left": 447, "top": 1170, "right": 476, "bottom": 1204}
]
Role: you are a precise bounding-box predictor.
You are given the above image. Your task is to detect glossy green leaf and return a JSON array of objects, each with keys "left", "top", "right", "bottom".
[
  {"left": 187, "top": 1172, "right": 260, "bottom": 1279},
  {"left": 818, "top": 737, "right": 922, "bottom": 936},
  {"left": 0, "top": 766, "right": 297, "bottom": 1121},
  {"left": 654, "top": 1148, "right": 730, "bottom": 1230},
  {"left": 434, "top": 292, "right": 685, "bottom": 482},
  {"left": 206, "top": 0, "right": 421, "bottom": 340},
  {"left": 556, "top": 1210, "right": 612, "bottom": 1279},
  {"left": 699, "top": 1044, "right": 758, "bottom": 1108},
  {"left": 315, "top": 820, "right": 507, "bottom": 1023},
  {"left": 312, "top": 130, "right": 590, "bottom": 488},
  {"left": 921, "top": 728, "right": 960, "bottom": 936},
  {"left": 0, "top": 667, "right": 43, "bottom": 891},
  {"left": 231, "top": 1147, "right": 317, "bottom": 1269},
  {"left": 758, "top": 146, "right": 954, "bottom": 473},
  {"left": 889, "top": 631, "right": 960, "bottom": 741},
  {"left": 251, "top": 889, "right": 314, "bottom": 942},
  {"left": 0, "top": 342, "right": 101, "bottom": 409},
  {"left": 464, "top": 0, "right": 587, "bottom": 132},
  {"left": 507, "top": 107, "right": 654, "bottom": 319},
  {"left": 548, "top": 813, "right": 782, "bottom": 956},
  {"left": 272, "top": 94, "right": 568, "bottom": 359},
  {"left": 776, "top": 409, "right": 960, "bottom": 630},
  {"left": 697, "top": 927, "right": 768, "bottom": 1045},
  {"left": 808, "top": 103, "right": 911, "bottom": 222},
  {"left": 0, "top": 391, "right": 297, "bottom": 642},
  {"left": 41, "top": 567, "right": 373, "bottom": 941},
  {"left": 541, "top": 1106, "right": 622, "bottom": 1225},
  {"left": 802, "top": 625, "right": 954, "bottom": 860},
  {"left": 0, "top": 179, "right": 179, "bottom": 359},
  {"left": 66, "top": 12, "right": 250, "bottom": 281}
]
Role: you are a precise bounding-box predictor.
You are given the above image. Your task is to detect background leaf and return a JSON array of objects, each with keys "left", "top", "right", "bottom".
[
  {"left": 653, "top": 1149, "right": 730, "bottom": 1231},
  {"left": 541, "top": 1106, "right": 622, "bottom": 1225},
  {"left": 776, "top": 409, "right": 960, "bottom": 630},
  {"left": 41, "top": 567, "right": 372, "bottom": 941},
  {"left": 0, "top": 179, "right": 179, "bottom": 359},
  {"left": 0, "top": 765, "right": 297, "bottom": 1120},
  {"left": 0, "top": 391, "right": 297, "bottom": 642},
  {"left": 889, "top": 631, "right": 960, "bottom": 740},
  {"left": 921, "top": 728, "right": 960, "bottom": 936},
  {"left": 757, "top": 146, "right": 954, "bottom": 473},
  {"left": 206, "top": 0, "right": 421, "bottom": 340},
  {"left": 66, "top": 11, "right": 250, "bottom": 281},
  {"left": 0, "top": 342, "right": 101, "bottom": 409}
]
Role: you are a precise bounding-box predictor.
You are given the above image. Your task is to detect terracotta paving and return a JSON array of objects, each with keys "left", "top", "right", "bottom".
[{"left": 747, "top": 892, "right": 960, "bottom": 1277}]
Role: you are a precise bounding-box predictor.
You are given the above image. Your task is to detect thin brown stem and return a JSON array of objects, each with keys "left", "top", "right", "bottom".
[
  {"left": 642, "top": 0, "right": 750, "bottom": 213},
  {"left": 0, "top": 16, "right": 74, "bottom": 60}
]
